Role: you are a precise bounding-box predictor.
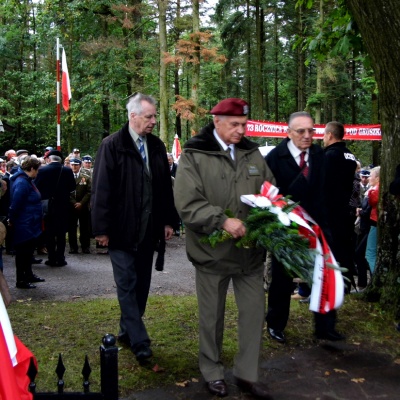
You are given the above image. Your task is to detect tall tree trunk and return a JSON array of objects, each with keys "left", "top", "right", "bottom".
[
  {"left": 314, "top": 0, "right": 323, "bottom": 124},
  {"left": 274, "top": 8, "right": 279, "bottom": 121},
  {"left": 158, "top": 0, "right": 168, "bottom": 144},
  {"left": 345, "top": 0, "right": 400, "bottom": 318},
  {"left": 190, "top": 0, "right": 200, "bottom": 135},
  {"left": 296, "top": 5, "right": 306, "bottom": 111},
  {"left": 254, "top": 0, "right": 263, "bottom": 118}
]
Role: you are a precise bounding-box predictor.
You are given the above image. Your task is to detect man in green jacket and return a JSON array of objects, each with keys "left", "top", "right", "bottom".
[{"left": 174, "top": 98, "right": 275, "bottom": 399}]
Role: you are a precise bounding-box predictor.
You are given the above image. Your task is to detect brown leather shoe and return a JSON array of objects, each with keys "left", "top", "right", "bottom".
[
  {"left": 206, "top": 380, "right": 228, "bottom": 397},
  {"left": 234, "top": 377, "right": 272, "bottom": 399}
]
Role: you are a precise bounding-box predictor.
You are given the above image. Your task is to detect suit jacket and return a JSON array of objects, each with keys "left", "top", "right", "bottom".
[
  {"left": 35, "top": 162, "right": 76, "bottom": 230},
  {"left": 265, "top": 138, "right": 330, "bottom": 239}
]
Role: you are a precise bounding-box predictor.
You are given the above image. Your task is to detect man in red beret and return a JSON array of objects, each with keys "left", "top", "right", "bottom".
[{"left": 174, "top": 98, "right": 275, "bottom": 398}]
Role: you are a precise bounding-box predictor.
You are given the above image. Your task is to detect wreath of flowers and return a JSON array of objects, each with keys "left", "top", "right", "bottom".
[{"left": 201, "top": 181, "right": 346, "bottom": 291}]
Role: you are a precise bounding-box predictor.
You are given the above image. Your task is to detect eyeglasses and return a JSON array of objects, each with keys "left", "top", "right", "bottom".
[{"left": 289, "top": 128, "right": 316, "bottom": 135}]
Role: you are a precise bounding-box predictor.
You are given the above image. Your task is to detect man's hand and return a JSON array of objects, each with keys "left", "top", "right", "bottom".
[
  {"left": 96, "top": 235, "right": 109, "bottom": 247},
  {"left": 165, "top": 225, "right": 174, "bottom": 240},
  {"left": 74, "top": 202, "right": 82, "bottom": 210},
  {"left": 222, "top": 218, "right": 246, "bottom": 239}
]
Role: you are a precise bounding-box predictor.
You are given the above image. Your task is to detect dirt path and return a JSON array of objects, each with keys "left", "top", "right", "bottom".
[{"left": 3, "top": 235, "right": 195, "bottom": 302}]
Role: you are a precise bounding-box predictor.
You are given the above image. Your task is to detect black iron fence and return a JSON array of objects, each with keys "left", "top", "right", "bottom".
[{"left": 27, "top": 334, "right": 118, "bottom": 400}]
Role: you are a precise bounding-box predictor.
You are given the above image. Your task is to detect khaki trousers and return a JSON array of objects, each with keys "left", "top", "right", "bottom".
[{"left": 195, "top": 268, "right": 265, "bottom": 382}]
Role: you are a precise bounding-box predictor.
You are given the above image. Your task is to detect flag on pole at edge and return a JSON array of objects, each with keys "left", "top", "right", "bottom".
[
  {"left": 0, "top": 292, "right": 36, "bottom": 400},
  {"left": 61, "top": 48, "right": 71, "bottom": 112},
  {"left": 172, "top": 134, "right": 182, "bottom": 161}
]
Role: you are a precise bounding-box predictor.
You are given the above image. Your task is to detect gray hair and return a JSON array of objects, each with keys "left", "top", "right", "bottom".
[
  {"left": 126, "top": 93, "right": 156, "bottom": 118},
  {"left": 288, "top": 111, "right": 313, "bottom": 126}
]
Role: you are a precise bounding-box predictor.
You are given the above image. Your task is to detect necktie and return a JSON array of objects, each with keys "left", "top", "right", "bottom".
[
  {"left": 299, "top": 151, "right": 309, "bottom": 177},
  {"left": 226, "top": 146, "right": 235, "bottom": 161},
  {"left": 138, "top": 137, "right": 146, "bottom": 163},
  {"left": 75, "top": 174, "right": 78, "bottom": 179}
]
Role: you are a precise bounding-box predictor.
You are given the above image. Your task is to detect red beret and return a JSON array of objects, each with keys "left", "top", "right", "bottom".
[{"left": 210, "top": 98, "right": 249, "bottom": 116}]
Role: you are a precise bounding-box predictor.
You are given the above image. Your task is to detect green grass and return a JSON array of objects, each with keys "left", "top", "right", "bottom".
[{"left": 7, "top": 294, "right": 400, "bottom": 397}]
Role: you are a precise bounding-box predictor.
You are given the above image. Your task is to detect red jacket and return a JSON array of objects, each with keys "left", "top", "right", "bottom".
[{"left": 368, "top": 184, "right": 379, "bottom": 223}]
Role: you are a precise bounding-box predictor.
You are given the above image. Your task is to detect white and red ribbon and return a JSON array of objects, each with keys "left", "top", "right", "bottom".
[{"left": 240, "top": 181, "right": 344, "bottom": 314}]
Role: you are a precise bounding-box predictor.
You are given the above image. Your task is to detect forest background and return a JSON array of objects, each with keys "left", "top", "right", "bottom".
[
  {"left": 0, "top": 0, "right": 377, "bottom": 165},
  {"left": 1, "top": 0, "right": 400, "bottom": 319}
]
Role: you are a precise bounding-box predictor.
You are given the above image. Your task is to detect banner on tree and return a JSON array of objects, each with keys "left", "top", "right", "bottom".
[{"left": 246, "top": 120, "right": 381, "bottom": 141}]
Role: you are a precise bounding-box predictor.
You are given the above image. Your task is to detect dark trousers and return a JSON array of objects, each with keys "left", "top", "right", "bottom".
[
  {"left": 355, "top": 232, "right": 369, "bottom": 287},
  {"left": 68, "top": 208, "right": 91, "bottom": 250},
  {"left": 15, "top": 238, "right": 36, "bottom": 283},
  {"left": 266, "top": 256, "right": 337, "bottom": 334},
  {"left": 108, "top": 234, "right": 154, "bottom": 350},
  {"left": 45, "top": 222, "right": 67, "bottom": 264}
]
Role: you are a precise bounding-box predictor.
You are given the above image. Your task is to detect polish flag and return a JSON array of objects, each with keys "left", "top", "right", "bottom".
[
  {"left": 172, "top": 134, "right": 182, "bottom": 161},
  {"left": 0, "top": 294, "right": 36, "bottom": 400},
  {"left": 61, "top": 49, "right": 72, "bottom": 112}
]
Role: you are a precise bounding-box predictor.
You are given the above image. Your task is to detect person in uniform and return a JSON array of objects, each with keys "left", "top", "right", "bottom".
[
  {"left": 91, "top": 93, "right": 178, "bottom": 363},
  {"left": 68, "top": 158, "right": 92, "bottom": 254},
  {"left": 174, "top": 98, "right": 275, "bottom": 399}
]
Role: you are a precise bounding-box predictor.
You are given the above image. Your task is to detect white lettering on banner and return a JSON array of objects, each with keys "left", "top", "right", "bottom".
[{"left": 246, "top": 120, "right": 381, "bottom": 140}]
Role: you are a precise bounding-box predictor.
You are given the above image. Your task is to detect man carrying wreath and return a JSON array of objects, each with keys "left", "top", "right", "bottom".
[
  {"left": 265, "top": 111, "right": 345, "bottom": 343},
  {"left": 174, "top": 98, "right": 275, "bottom": 399}
]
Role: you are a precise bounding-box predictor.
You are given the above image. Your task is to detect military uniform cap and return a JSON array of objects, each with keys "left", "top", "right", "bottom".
[
  {"left": 70, "top": 158, "right": 82, "bottom": 165},
  {"left": 360, "top": 170, "right": 370, "bottom": 177},
  {"left": 210, "top": 98, "right": 249, "bottom": 116},
  {"left": 82, "top": 155, "right": 92, "bottom": 162}
]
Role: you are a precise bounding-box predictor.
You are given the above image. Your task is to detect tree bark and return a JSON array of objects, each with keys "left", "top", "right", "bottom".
[
  {"left": 158, "top": 0, "right": 169, "bottom": 145},
  {"left": 345, "top": 0, "right": 400, "bottom": 318}
]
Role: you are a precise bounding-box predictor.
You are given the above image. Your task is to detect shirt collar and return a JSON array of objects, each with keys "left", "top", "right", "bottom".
[
  {"left": 213, "top": 129, "right": 234, "bottom": 152},
  {"left": 287, "top": 139, "right": 309, "bottom": 160}
]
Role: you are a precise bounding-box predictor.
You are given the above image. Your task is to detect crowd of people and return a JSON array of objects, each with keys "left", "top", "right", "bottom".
[{"left": 0, "top": 93, "right": 397, "bottom": 400}]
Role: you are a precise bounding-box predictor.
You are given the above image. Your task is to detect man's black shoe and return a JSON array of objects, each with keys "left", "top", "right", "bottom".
[
  {"left": 16, "top": 281, "right": 36, "bottom": 289},
  {"left": 206, "top": 380, "right": 228, "bottom": 397},
  {"left": 32, "top": 258, "right": 43, "bottom": 264},
  {"left": 134, "top": 343, "right": 153, "bottom": 361},
  {"left": 69, "top": 249, "right": 78, "bottom": 254},
  {"left": 267, "top": 327, "right": 286, "bottom": 343},
  {"left": 56, "top": 261, "right": 68, "bottom": 267},
  {"left": 45, "top": 260, "right": 57, "bottom": 267},
  {"left": 117, "top": 334, "right": 131, "bottom": 346},
  {"left": 234, "top": 377, "right": 272, "bottom": 399},
  {"left": 82, "top": 248, "right": 91, "bottom": 254},
  {"left": 155, "top": 255, "right": 164, "bottom": 271},
  {"left": 315, "top": 330, "right": 345, "bottom": 341},
  {"left": 29, "top": 274, "right": 45, "bottom": 283}
]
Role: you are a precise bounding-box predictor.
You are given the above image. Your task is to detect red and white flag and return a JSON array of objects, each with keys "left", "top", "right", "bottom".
[
  {"left": 0, "top": 294, "right": 36, "bottom": 400},
  {"left": 61, "top": 49, "right": 71, "bottom": 112},
  {"left": 172, "top": 134, "right": 182, "bottom": 161}
]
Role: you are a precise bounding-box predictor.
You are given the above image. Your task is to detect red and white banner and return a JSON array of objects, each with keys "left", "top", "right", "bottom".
[
  {"left": 61, "top": 49, "right": 71, "bottom": 112},
  {"left": 172, "top": 134, "right": 182, "bottom": 161},
  {"left": 246, "top": 120, "right": 382, "bottom": 141},
  {"left": 0, "top": 294, "right": 36, "bottom": 400}
]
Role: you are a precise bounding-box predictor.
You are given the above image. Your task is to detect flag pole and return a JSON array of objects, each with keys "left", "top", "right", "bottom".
[{"left": 56, "top": 38, "right": 61, "bottom": 150}]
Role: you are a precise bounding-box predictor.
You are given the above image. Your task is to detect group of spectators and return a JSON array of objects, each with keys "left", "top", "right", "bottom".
[{"left": 0, "top": 147, "right": 95, "bottom": 289}]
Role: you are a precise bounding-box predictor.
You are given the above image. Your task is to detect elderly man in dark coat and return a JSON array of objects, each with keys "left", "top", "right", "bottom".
[
  {"left": 91, "top": 93, "right": 179, "bottom": 363},
  {"left": 265, "top": 111, "right": 344, "bottom": 344}
]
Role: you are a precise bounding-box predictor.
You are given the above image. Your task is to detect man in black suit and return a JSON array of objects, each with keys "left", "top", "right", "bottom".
[
  {"left": 167, "top": 153, "right": 178, "bottom": 178},
  {"left": 91, "top": 93, "right": 179, "bottom": 362},
  {"left": 265, "top": 111, "right": 344, "bottom": 343},
  {"left": 35, "top": 150, "right": 76, "bottom": 267}
]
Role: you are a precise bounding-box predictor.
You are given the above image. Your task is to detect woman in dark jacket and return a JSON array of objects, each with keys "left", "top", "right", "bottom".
[{"left": 9, "top": 156, "right": 44, "bottom": 289}]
